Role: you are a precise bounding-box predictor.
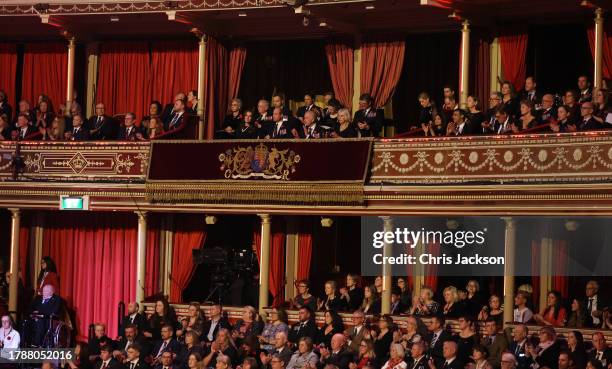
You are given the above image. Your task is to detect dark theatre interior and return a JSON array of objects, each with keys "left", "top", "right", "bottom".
[{"left": 0, "top": 1, "right": 612, "bottom": 369}]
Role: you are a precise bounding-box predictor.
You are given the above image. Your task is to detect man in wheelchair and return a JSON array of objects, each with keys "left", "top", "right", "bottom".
[{"left": 27, "top": 284, "right": 63, "bottom": 347}]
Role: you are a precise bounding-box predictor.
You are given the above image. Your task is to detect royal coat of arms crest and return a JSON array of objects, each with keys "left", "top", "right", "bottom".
[{"left": 219, "top": 143, "right": 300, "bottom": 180}]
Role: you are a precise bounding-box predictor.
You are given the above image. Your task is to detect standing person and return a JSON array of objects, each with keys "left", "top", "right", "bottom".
[{"left": 37, "top": 256, "right": 59, "bottom": 296}]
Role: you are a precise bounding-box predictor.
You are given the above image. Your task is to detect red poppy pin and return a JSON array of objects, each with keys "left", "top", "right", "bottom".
[{"left": 6, "top": 337, "right": 11, "bottom": 341}]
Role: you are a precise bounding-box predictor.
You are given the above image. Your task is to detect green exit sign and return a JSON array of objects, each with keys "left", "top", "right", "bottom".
[{"left": 59, "top": 195, "right": 89, "bottom": 210}]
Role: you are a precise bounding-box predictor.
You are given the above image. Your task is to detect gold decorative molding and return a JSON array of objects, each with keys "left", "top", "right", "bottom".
[{"left": 370, "top": 132, "right": 612, "bottom": 184}]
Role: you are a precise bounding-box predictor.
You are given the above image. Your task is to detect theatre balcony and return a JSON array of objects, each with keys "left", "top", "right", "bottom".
[{"left": 2, "top": 131, "right": 612, "bottom": 216}]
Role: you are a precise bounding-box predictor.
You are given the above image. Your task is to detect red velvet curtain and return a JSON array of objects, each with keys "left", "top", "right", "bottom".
[
  {"left": 423, "top": 243, "right": 440, "bottom": 291},
  {"left": 18, "top": 214, "right": 31, "bottom": 288},
  {"left": 22, "top": 43, "right": 67, "bottom": 112},
  {"left": 531, "top": 240, "right": 540, "bottom": 308},
  {"left": 145, "top": 215, "right": 161, "bottom": 297},
  {"left": 587, "top": 26, "right": 612, "bottom": 80},
  {"left": 41, "top": 212, "right": 137, "bottom": 340},
  {"left": 150, "top": 41, "right": 198, "bottom": 107},
  {"left": 252, "top": 220, "right": 286, "bottom": 307},
  {"left": 204, "top": 37, "right": 229, "bottom": 139},
  {"left": 360, "top": 41, "right": 405, "bottom": 108},
  {"left": 470, "top": 35, "right": 491, "bottom": 105},
  {"left": 96, "top": 42, "right": 150, "bottom": 122},
  {"left": 0, "top": 44, "right": 18, "bottom": 109},
  {"left": 551, "top": 240, "right": 569, "bottom": 298},
  {"left": 499, "top": 33, "right": 528, "bottom": 91},
  {"left": 325, "top": 43, "right": 354, "bottom": 110},
  {"left": 228, "top": 46, "right": 247, "bottom": 105},
  {"left": 296, "top": 219, "right": 313, "bottom": 281},
  {"left": 169, "top": 215, "right": 206, "bottom": 303}
]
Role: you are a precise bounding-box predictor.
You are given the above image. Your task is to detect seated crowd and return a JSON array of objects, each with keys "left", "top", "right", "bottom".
[
  {"left": 0, "top": 75, "right": 610, "bottom": 142},
  {"left": 4, "top": 263, "right": 610, "bottom": 369}
]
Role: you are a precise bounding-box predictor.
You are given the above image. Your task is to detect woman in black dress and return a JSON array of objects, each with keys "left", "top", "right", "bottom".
[
  {"left": 220, "top": 98, "right": 244, "bottom": 138},
  {"left": 319, "top": 280, "right": 348, "bottom": 312},
  {"left": 332, "top": 108, "right": 358, "bottom": 138},
  {"left": 501, "top": 81, "right": 519, "bottom": 119},
  {"left": 453, "top": 315, "right": 479, "bottom": 365},
  {"left": 442, "top": 286, "right": 464, "bottom": 319},
  {"left": 467, "top": 95, "right": 485, "bottom": 134},
  {"left": 146, "top": 298, "right": 178, "bottom": 341},
  {"left": 373, "top": 315, "right": 394, "bottom": 368},
  {"left": 518, "top": 100, "right": 538, "bottom": 130},
  {"left": 236, "top": 110, "right": 258, "bottom": 139},
  {"left": 316, "top": 310, "right": 345, "bottom": 348}
]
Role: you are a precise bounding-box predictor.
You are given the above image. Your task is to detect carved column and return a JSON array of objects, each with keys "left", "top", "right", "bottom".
[
  {"left": 502, "top": 217, "right": 516, "bottom": 327},
  {"left": 594, "top": 8, "right": 604, "bottom": 89},
  {"left": 380, "top": 216, "right": 394, "bottom": 314},
  {"left": 197, "top": 35, "right": 207, "bottom": 140},
  {"left": 65, "top": 37, "right": 76, "bottom": 116},
  {"left": 459, "top": 20, "right": 471, "bottom": 108},
  {"left": 258, "top": 214, "right": 271, "bottom": 315},
  {"left": 8, "top": 209, "right": 21, "bottom": 320},
  {"left": 135, "top": 211, "right": 147, "bottom": 303}
]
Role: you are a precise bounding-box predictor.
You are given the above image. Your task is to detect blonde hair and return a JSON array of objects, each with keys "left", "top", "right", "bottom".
[
  {"left": 337, "top": 108, "right": 351, "bottom": 124},
  {"left": 443, "top": 286, "right": 459, "bottom": 303}
]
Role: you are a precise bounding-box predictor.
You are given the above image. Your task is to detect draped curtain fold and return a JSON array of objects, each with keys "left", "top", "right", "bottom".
[
  {"left": 531, "top": 240, "right": 541, "bottom": 309},
  {"left": 325, "top": 43, "right": 354, "bottom": 110},
  {"left": 587, "top": 26, "right": 612, "bottom": 80},
  {"left": 150, "top": 40, "right": 198, "bottom": 109},
  {"left": 551, "top": 240, "right": 569, "bottom": 298},
  {"left": 41, "top": 212, "right": 137, "bottom": 340},
  {"left": 204, "top": 37, "right": 229, "bottom": 139},
  {"left": 22, "top": 43, "right": 67, "bottom": 112},
  {"left": 296, "top": 219, "right": 313, "bottom": 281},
  {"left": 499, "top": 33, "right": 528, "bottom": 91},
  {"left": 96, "top": 42, "right": 150, "bottom": 122},
  {"left": 170, "top": 215, "right": 207, "bottom": 303},
  {"left": 228, "top": 46, "right": 247, "bottom": 105},
  {"left": 252, "top": 220, "right": 286, "bottom": 307},
  {"left": 470, "top": 35, "right": 491, "bottom": 106},
  {"left": 360, "top": 41, "right": 405, "bottom": 108},
  {"left": 424, "top": 243, "right": 440, "bottom": 291},
  {"left": 0, "top": 44, "right": 18, "bottom": 109},
  {"left": 145, "top": 215, "right": 161, "bottom": 297}
]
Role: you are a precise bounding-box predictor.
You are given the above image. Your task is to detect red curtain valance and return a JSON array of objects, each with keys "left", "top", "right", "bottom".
[
  {"left": 325, "top": 43, "right": 354, "bottom": 110},
  {"left": 169, "top": 214, "right": 207, "bottom": 303},
  {"left": 499, "top": 33, "right": 528, "bottom": 91},
  {"left": 150, "top": 40, "right": 198, "bottom": 110}
]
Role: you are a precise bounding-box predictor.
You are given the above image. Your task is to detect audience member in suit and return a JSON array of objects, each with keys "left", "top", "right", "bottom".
[
  {"left": 151, "top": 325, "right": 182, "bottom": 366},
  {"left": 117, "top": 113, "right": 146, "bottom": 141},
  {"left": 446, "top": 109, "right": 476, "bottom": 136},
  {"left": 201, "top": 304, "right": 231, "bottom": 343},
  {"left": 589, "top": 332, "right": 612, "bottom": 368},
  {"left": 537, "top": 94, "right": 557, "bottom": 124},
  {"left": 176, "top": 331, "right": 204, "bottom": 369},
  {"left": 407, "top": 341, "right": 428, "bottom": 369},
  {"left": 288, "top": 307, "right": 317, "bottom": 343},
  {"left": 14, "top": 99, "right": 35, "bottom": 126},
  {"left": 296, "top": 93, "right": 322, "bottom": 124},
  {"left": 557, "top": 351, "right": 575, "bottom": 369},
  {"left": 298, "top": 110, "right": 329, "bottom": 139},
  {"left": 267, "top": 107, "right": 298, "bottom": 139},
  {"left": 340, "top": 274, "right": 364, "bottom": 312},
  {"left": 254, "top": 99, "right": 274, "bottom": 138},
  {"left": 88, "top": 323, "right": 115, "bottom": 362},
  {"left": 578, "top": 75, "right": 592, "bottom": 103},
  {"left": 320, "top": 333, "right": 353, "bottom": 369},
  {"left": 0, "top": 90, "right": 12, "bottom": 121},
  {"left": 260, "top": 332, "right": 293, "bottom": 366},
  {"left": 95, "top": 345, "right": 123, "bottom": 369},
  {"left": 153, "top": 350, "right": 176, "bottom": 369},
  {"left": 481, "top": 319, "right": 508, "bottom": 369},
  {"left": 161, "top": 92, "right": 186, "bottom": 123},
  {"left": 65, "top": 114, "right": 90, "bottom": 141},
  {"left": 578, "top": 102, "right": 604, "bottom": 131},
  {"left": 119, "top": 302, "right": 148, "bottom": 339},
  {"left": 582, "top": 280, "right": 609, "bottom": 328},
  {"left": 508, "top": 324, "right": 531, "bottom": 369},
  {"left": 353, "top": 93, "right": 383, "bottom": 137},
  {"left": 271, "top": 93, "right": 294, "bottom": 119},
  {"left": 427, "top": 315, "right": 453, "bottom": 369},
  {"left": 203, "top": 328, "right": 240, "bottom": 367},
  {"left": 236, "top": 110, "right": 258, "bottom": 139},
  {"left": 429, "top": 341, "right": 464, "bottom": 369},
  {"left": 389, "top": 288, "right": 407, "bottom": 315},
  {"left": 88, "top": 103, "right": 116, "bottom": 140},
  {"left": 187, "top": 90, "right": 199, "bottom": 114},
  {"left": 115, "top": 324, "right": 149, "bottom": 359},
  {"left": 15, "top": 113, "right": 37, "bottom": 140},
  {"left": 122, "top": 343, "right": 150, "bottom": 369},
  {"left": 165, "top": 99, "right": 189, "bottom": 132},
  {"left": 30, "top": 284, "right": 62, "bottom": 347},
  {"left": 525, "top": 326, "right": 560, "bottom": 369},
  {"left": 519, "top": 77, "right": 542, "bottom": 106},
  {"left": 346, "top": 310, "right": 370, "bottom": 353}
]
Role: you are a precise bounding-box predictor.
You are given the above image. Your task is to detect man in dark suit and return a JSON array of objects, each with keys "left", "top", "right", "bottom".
[
  {"left": 88, "top": 323, "right": 114, "bottom": 362},
  {"left": 268, "top": 107, "right": 298, "bottom": 139},
  {"left": 427, "top": 315, "right": 453, "bottom": 369},
  {"left": 123, "top": 343, "right": 150, "bottom": 369},
  {"left": 164, "top": 98, "right": 188, "bottom": 131},
  {"left": 289, "top": 307, "right": 317, "bottom": 343},
  {"left": 578, "top": 102, "right": 604, "bottom": 131},
  {"left": 298, "top": 111, "right": 327, "bottom": 139},
  {"left": 346, "top": 310, "right": 369, "bottom": 353},
  {"left": 14, "top": 113, "right": 37, "bottom": 140},
  {"left": 30, "top": 284, "right": 62, "bottom": 346},
  {"left": 95, "top": 345, "right": 123, "bottom": 369},
  {"left": 319, "top": 334, "right": 352, "bottom": 369},
  {"left": 481, "top": 319, "right": 508, "bottom": 369},
  {"left": 493, "top": 107, "right": 517, "bottom": 135},
  {"left": 448, "top": 109, "right": 477, "bottom": 136},
  {"left": 537, "top": 94, "right": 557, "bottom": 124},
  {"left": 408, "top": 341, "right": 428, "bottom": 369},
  {"left": 260, "top": 332, "right": 293, "bottom": 367},
  {"left": 589, "top": 332, "right": 612, "bottom": 368},
  {"left": 578, "top": 75, "right": 592, "bottom": 103},
  {"left": 153, "top": 351, "right": 176, "bottom": 369},
  {"left": 429, "top": 341, "right": 463, "bottom": 369},
  {"left": 296, "top": 94, "right": 322, "bottom": 124},
  {"left": 187, "top": 90, "right": 198, "bottom": 114},
  {"left": 88, "top": 103, "right": 116, "bottom": 140},
  {"left": 390, "top": 287, "right": 407, "bottom": 315},
  {"left": 201, "top": 304, "right": 231, "bottom": 343},
  {"left": 151, "top": 325, "right": 182, "bottom": 364},
  {"left": 117, "top": 113, "right": 146, "bottom": 141},
  {"left": 519, "top": 77, "right": 541, "bottom": 105},
  {"left": 161, "top": 92, "right": 186, "bottom": 123},
  {"left": 66, "top": 113, "right": 90, "bottom": 141},
  {"left": 583, "top": 280, "right": 609, "bottom": 328},
  {"left": 119, "top": 302, "right": 148, "bottom": 339},
  {"left": 507, "top": 324, "right": 531, "bottom": 369},
  {"left": 353, "top": 93, "right": 383, "bottom": 137},
  {"left": 115, "top": 324, "right": 149, "bottom": 359}
]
